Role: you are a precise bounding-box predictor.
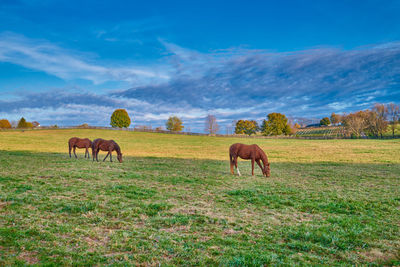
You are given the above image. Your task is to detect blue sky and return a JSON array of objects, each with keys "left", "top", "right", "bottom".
[{"left": 1, "top": 0, "right": 400, "bottom": 132}]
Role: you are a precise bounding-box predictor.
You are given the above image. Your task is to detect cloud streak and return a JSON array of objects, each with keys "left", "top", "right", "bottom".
[
  {"left": 1, "top": 40, "right": 400, "bottom": 132},
  {"left": 0, "top": 32, "right": 169, "bottom": 84},
  {"left": 118, "top": 42, "right": 400, "bottom": 117}
]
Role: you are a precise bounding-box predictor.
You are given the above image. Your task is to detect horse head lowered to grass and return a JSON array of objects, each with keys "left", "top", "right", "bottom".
[
  {"left": 229, "top": 143, "right": 270, "bottom": 177},
  {"left": 92, "top": 138, "right": 123, "bottom": 163}
]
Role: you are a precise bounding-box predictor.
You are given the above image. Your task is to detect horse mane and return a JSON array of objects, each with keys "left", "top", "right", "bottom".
[
  {"left": 256, "top": 145, "right": 269, "bottom": 164},
  {"left": 113, "top": 141, "right": 121, "bottom": 155}
]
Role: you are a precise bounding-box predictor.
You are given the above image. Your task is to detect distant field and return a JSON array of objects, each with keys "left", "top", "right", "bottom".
[
  {"left": 295, "top": 126, "right": 346, "bottom": 138},
  {"left": 0, "top": 129, "right": 399, "bottom": 265},
  {"left": 295, "top": 125, "right": 400, "bottom": 138}
]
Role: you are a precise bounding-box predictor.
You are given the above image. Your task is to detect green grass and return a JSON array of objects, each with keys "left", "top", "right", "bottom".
[{"left": 0, "top": 129, "right": 399, "bottom": 265}]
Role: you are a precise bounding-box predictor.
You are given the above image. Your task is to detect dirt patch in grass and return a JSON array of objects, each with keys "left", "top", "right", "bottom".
[
  {"left": 0, "top": 201, "right": 11, "bottom": 209},
  {"left": 358, "top": 248, "right": 399, "bottom": 264},
  {"left": 18, "top": 251, "right": 39, "bottom": 265}
]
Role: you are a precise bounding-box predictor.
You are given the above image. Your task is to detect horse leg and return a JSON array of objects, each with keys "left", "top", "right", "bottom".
[
  {"left": 73, "top": 146, "right": 77, "bottom": 158},
  {"left": 235, "top": 158, "right": 241, "bottom": 176},
  {"left": 69, "top": 143, "right": 72, "bottom": 158},
  {"left": 109, "top": 150, "right": 113, "bottom": 162},
  {"left": 96, "top": 149, "right": 100, "bottom": 162},
  {"left": 92, "top": 147, "right": 96, "bottom": 161},
  {"left": 86, "top": 147, "right": 90, "bottom": 159},
  {"left": 256, "top": 159, "right": 264, "bottom": 175},
  {"left": 103, "top": 152, "right": 110, "bottom": 162},
  {"left": 251, "top": 158, "right": 255, "bottom": 176},
  {"left": 230, "top": 154, "right": 234, "bottom": 174}
]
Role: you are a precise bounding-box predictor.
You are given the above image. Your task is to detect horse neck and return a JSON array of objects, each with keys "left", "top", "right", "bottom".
[
  {"left": 114, "top": 144, "right": 121, "bottom": 155},
  {"left": 259, "top": 149, "right": 269, "bottom": 166}
]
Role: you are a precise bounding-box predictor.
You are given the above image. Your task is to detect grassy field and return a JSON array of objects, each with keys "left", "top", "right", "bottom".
[{"left": 0, "top": 129, "right": 399, "bottom": 265}]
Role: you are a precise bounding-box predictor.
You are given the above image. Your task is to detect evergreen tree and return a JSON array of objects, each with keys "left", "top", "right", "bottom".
[{"left": 17, "top": 117, "right": 28, "bottom": 128}]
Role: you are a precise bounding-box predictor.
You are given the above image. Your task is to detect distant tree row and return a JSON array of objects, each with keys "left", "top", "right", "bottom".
[
  {"left": 108, "top": 109, "right": 222, "bottom": 135},
  {"left": 164, "top": 114, "right": 220, "bottom": 134},
  {"left": 341, "top": 103, "right": 399, "bottom": 138},
  {"left": 105, "top": 104, "right": 399, "bottom": 138},
  {"left": 316, "top": 103, "right": 399, "bottom": 138},
  {"left": 0, "top": 118, "right": 39, "bottom": 129},
  {"left": 232, "top": 113, "right": 292, "bottom": 136}
]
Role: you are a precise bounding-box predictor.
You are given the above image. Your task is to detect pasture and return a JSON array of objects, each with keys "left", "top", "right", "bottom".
[{"left": 0, "top": 129, "right": 399, "bottom": 265}]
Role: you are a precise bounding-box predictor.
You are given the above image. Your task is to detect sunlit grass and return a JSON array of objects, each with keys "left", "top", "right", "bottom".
[
  {"left": 0, "top": 129, "right": 399, "bottom": 163},
  {"left": 0, "top": 129, "right": 399, "bottom": 265}
]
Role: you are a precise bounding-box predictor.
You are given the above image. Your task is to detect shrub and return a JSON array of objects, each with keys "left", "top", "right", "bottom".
[
  {"left": 110, "top": 109, "right": 131, "bottom": 128},
  {"left": 0, "top": 119, "right": 12, "bottom": 128}
]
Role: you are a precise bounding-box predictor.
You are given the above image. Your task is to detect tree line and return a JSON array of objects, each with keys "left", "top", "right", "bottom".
[
  {"left": 3, "top": 103, "right": 399, "bottom": 138},
  {"left": 329, "top": 103, "right": 400, "bottom": 138},
  {"left": 0, "top": 117, "right": 40, "bottom": 129}
]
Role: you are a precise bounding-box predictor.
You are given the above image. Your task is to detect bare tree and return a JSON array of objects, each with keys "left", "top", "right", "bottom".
[
  {"left": 225, "top": 120, "right": 236, "bottom": 135},
  {"left": 371, "top": 103, "right": 388, "bottom": 138},
  {"left": 342, "top": 111, "right": 369, "bottom": 137},
  {"left": 330, "top": 112, "right": 342, "bottom": 126},
  {"left": 387, "top": 103, "right": 399, "bottom": 137},
  {"left": 205, "top": 114, "right": 219, "bottom": 135}
]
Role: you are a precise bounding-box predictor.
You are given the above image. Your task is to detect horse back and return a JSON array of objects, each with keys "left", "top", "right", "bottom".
[
  {"left": 96, "top": 139, "right": 113, "bottom": 151},
  {"left": 69, "top": 137, "right": 79, "bottom": 146},
  {"left": 92, "top": 138, "right": 104, "bottom": 150},
  {"left": 230, "top": 143, "right": 253, "bottom": 159},
  {"left": 231, "top": 143, "right": 266, "bottom": 159}
]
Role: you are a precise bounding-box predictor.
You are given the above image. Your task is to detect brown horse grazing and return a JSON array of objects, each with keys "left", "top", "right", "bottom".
[
  {"left": 229, "top": 143, "right": 270, "bottom": 177},
  {"left": 92, "top": 139, "right": 123, "bottom": 163},
  {"left": 68, "top": 137, "right": 92, "bottom": 159}
]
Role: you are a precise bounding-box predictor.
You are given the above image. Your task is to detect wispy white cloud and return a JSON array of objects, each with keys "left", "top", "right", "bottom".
[
  {"left": 1, "top": 40, "right": 400, "bottom": 132},
  {"left": 0, "top": 32, "right": 170, "bottom": 84}
]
